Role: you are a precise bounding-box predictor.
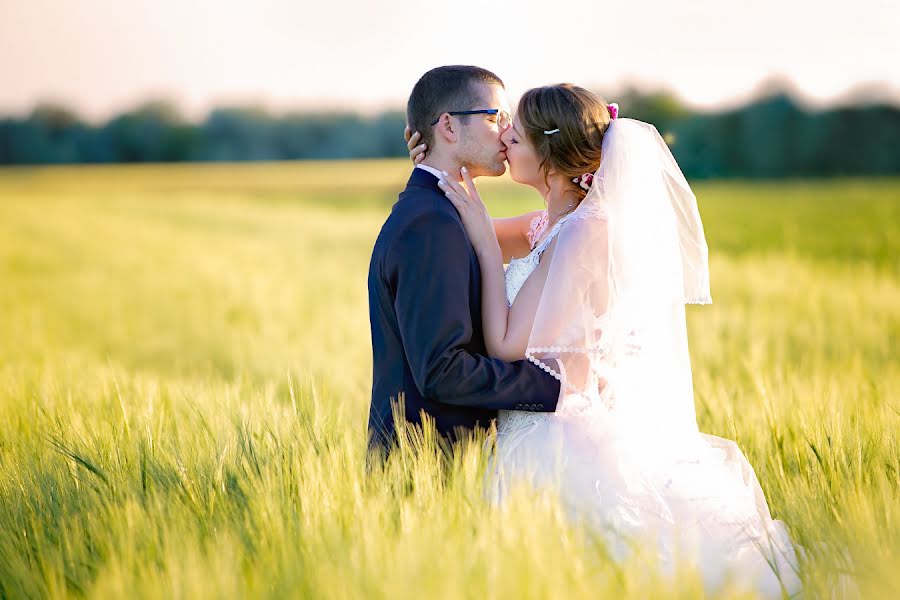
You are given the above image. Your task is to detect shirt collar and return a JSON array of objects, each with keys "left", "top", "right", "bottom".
[{"left": 415, "top": 163, "right": 446, "bottom": 183}]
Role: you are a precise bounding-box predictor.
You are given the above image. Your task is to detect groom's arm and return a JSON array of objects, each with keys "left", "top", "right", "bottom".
[{"left": 388, "top": 210, "right": 560, "bottom": 412}]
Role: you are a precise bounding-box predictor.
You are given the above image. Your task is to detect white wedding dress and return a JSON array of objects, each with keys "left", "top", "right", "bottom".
[{"left": 493, "top": 210, "right": 803, "bottom": 599}]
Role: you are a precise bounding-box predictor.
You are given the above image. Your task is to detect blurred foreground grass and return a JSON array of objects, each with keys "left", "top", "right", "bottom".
[{"left": 1, "top": 161, "right": 899, "bottom": 599}]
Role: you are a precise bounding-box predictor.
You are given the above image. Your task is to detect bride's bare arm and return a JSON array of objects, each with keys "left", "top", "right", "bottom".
[
  {"left": 493, "top": 211, "right": 544, "bottom": 262},
  {"left": 404, "top": 128, "right": 539, "bottom": 262},
  {"left": 438, "top": 169, "right": 556, "bottom": 361},
  {"left": 474, "top": 236, "right": 557, "bottom": 361}
]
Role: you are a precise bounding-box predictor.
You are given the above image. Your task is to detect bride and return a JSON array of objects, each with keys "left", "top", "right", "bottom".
[{"left": 408, "top": 84, "right": 802, "bottom": 597}]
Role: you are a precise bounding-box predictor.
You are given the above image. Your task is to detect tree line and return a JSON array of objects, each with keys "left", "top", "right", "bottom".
[{"left": 2, "top": 91, "right": 898, "bottom": 178}]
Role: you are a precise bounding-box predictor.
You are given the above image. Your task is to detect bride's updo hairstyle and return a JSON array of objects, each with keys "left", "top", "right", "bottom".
[{"left": 517, "top": 84, "right": 612, "bottom": 199}]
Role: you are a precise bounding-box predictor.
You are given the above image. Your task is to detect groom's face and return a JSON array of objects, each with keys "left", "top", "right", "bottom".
[{"left": 456, "top": 83, "right": 511, "bottom": 178}]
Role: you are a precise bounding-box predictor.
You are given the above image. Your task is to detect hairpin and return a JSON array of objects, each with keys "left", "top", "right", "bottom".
[{"left": 543, "top": 128, "right": 560, "bottom": 135}]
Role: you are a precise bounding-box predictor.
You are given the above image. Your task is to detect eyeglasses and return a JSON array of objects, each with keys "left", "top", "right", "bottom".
[{"left": 430, "top": 109, "right": 511, "bottom": 129}]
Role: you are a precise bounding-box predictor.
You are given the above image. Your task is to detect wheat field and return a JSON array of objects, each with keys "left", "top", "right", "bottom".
[{"left": 0, "top": 162, "right": 898, "bottom": 598}]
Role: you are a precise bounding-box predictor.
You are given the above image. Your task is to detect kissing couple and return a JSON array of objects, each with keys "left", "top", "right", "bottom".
[{"left": 367, "top": 65, "right": 802, "bottom": 597}]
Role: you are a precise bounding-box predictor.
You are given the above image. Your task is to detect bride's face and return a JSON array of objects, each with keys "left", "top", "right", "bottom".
[{"left": 501, "top": 114, "right": 545, "bottom": 190}]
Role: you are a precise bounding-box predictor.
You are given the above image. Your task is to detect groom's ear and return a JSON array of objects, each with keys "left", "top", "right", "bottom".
[{"left": 434, "top": 113, "right": 459, "bottom": 144}]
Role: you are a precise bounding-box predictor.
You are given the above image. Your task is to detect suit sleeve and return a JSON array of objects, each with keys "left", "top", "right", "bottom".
[{"left": 387, "top": 209, "right": 560, "bottom": 412}]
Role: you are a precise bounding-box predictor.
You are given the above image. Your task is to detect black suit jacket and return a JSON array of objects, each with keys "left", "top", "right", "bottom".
[{"left": 367, "top": 168, "right": 561, "bottom": 451}]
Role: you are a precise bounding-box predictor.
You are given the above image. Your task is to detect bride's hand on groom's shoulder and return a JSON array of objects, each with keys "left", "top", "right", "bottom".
[
  {"left": 404, "top": 126, "right": 426, "bottom": 164},
  {"left": 438, "top": 168, "right": 499, "bottom": 259}
]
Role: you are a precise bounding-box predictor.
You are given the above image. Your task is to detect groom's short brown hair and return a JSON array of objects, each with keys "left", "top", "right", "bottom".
[{"left": 407, "top": 65, "right": 505, "bottom": 149}]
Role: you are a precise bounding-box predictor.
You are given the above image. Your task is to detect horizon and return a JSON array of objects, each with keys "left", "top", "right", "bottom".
[{"left": 6, "top": 77, "right": 899, "bottom": 125}]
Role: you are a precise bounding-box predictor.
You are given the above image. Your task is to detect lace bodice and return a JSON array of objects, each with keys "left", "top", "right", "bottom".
[{"left": 504, "top": 212, "right": 567, "bottom": 306}]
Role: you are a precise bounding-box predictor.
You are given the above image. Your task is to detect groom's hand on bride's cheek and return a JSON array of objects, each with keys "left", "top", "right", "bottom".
[{"left": 405, "top": 126, "right": 426, "bottom": 164}]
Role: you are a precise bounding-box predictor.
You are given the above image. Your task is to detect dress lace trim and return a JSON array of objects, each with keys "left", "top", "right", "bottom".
[{"left": 526, "top": 211, "right": 549, "bottom": 250}]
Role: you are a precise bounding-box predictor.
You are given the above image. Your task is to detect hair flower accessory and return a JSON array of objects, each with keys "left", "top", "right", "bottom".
[
  {"left": 572, "top": 172, "right": 594, "bottom": 191},
  {"left": 607, "top": 103, "right": 619, "bottom": 120}
]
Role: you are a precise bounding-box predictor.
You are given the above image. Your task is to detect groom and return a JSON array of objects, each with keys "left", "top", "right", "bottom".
[{"left": 367, "top": 65, "right": 563, "bottom": 454}]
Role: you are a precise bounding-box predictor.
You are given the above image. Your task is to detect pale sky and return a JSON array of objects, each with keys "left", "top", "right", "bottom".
[{"left": 1, "top": 0, "right": 898, "bottom": 122}]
